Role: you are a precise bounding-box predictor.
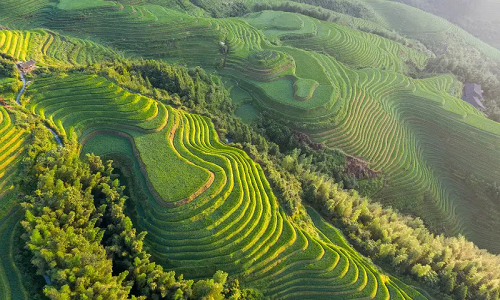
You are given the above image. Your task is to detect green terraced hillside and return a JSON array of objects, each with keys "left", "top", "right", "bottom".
[
  {"left": 0, "top": 0, "right": 498, "bottom": 255},
  {"left": 299, "top": 52, "right": 500, "bottom": 252},
  {"left": 201, "top": 10, "right": 500, "bottom": 252},
  {"left": 0, "top": 29, "right": 118, "bottom": 67},
  {"left": 0, "top": 106, "right": 29, "bottom": 300},
  {"left": 24, "top": 73, "right": 426, "bottom": 299},
  {"left": 40, "top": 3, "right": 225, "bottom": 67},
  {"left": 244, "top": 11, "right": 428, "bottom": 72},
  {"left": 2, "top": 1, "right": 500, "bottom": 298},
  {"left": 1, "top": 1, "right": 428, "bottom": 72}
]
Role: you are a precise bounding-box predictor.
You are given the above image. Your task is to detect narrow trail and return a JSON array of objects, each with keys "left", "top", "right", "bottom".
[
  {"left": 15, "top": 67, "right": 26, "bottom": 105},
  {"left": 46, "top": 126, "right": 63, "bottom": 146},
  {"left": 15, "top": 65, "right": 63, "bottom": 147}
]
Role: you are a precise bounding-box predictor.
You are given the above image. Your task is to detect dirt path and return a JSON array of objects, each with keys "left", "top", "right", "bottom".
[
  {"left": 15, "top": 66, "right": 25, "bottom": 105},
  {"left": 46, "top": 126, "right": 63, "bottom": 146}
]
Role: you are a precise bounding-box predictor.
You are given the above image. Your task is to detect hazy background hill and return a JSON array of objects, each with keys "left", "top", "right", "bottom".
[{"left": 386, "top": 0, "right": 500, "bottom": 50}]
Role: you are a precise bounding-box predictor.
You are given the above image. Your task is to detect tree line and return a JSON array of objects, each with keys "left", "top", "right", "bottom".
[{"left": 0, "top": 53, "right": 22, "bottom": 93}]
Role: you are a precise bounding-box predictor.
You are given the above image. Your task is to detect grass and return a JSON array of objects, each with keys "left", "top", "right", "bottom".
[
  {"left": 134, "top": 128, "right": 212, "bottom": 204},
  {"left": 235, "top": 103, "right": 259, "bottom": 124},
  {"left": 81, "top": 133, "right": 133, "bottom": 156}
]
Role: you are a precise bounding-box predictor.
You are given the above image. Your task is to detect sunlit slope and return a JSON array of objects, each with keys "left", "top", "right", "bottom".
[
  {"left": 0, "top": 107, "right": 29, "bottom": 300},
  {"left": 26, "top": 74, "right": 425, "bottom": 299},
  {"left": 0, "top": 107, "right": 28, "bottom": 220},
  {"left": 0, "top": 29, "right": 118, "bottom": 67},
  {"left": 24, "top": 74, "right": 168, "bottom": 139},
  {"left": 13, "top": 1, "right": 500, "bottom": 252}
]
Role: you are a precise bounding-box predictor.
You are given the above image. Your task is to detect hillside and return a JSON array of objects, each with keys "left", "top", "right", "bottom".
[
  {"left": 0, "top": 107, "right": 28, "bottom": 300},
  {"left": 358, "top": 0, "right": 500, "bottom": 63},
  {"left": 0, "top": 67, "right": 429, "bottom": 298},
  {"left": 28, "top": 73, "right": 426, "bottom": 299},
  {"left": 384, "top": 0, "right": 500, "bottom": 51},
  {"left": 1, "top": 0, "right": 500, "bottom": 299},
  {"left": 5, "top": 0, "right": 496, "bottom": 252}
]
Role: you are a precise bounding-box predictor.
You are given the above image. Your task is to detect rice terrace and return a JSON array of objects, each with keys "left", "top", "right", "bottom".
[{"left": 1, "top": 0, "right": 500, "bottom": 299}]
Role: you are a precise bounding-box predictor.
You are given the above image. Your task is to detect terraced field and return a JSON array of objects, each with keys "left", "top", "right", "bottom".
[
  {"left": 24, "top": 74, "right": 168, "bottom": 140},
  {"left": 0, "top": 29, "right": 118, "bottom": 67},
  {"left": 24, "top": 73, "right": 425, "bottom": 299},
  {"left": 0, "top": 2, "right": 434, "bottom": 124},
  {"left": 38, "top": 3, "right": 224, "bottom": 67},
  {"left": 301, "top": 52, "right": 500, "bottom": 251},
  {"left": 0, "top": 0, "right": 51, "bottom": 30},
  {"left": 3, "top": 2, "right": 430, "bottom": 87},
  {"left": 0, "top": 106, "right": 29, "bottom": 300},
  {"left": 27, "top": 2, "right": 497, "bottom": 251},
  {"left": 245, "top": 11, "right": 428, "bottom": 73},
  {"left": 0, "top": 107, "right": 28, "bottom": 220},
  {"left": 2, "top": 0, "right": 500, "bottom": 296}
]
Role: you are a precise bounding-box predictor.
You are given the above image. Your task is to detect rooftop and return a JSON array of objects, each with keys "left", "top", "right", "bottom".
[{"left": 462, "top": 83, "right": 486, "bottom": 111}]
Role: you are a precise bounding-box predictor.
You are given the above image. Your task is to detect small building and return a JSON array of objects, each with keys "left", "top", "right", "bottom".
[
  {"left": 17, "top": 59, "right": 36, "bottom": 74},
  {"left": 462, "top": 83, "right": 486, "bottom": 111}
]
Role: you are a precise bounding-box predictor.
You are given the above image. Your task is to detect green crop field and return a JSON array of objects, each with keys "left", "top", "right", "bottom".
[
  {"left": 17, "top": 72, "right": 426, "bottom": 298},
  {"left": 294, "top": 79, "right": 319, "bottom": 101},
  {"left": 57, "top": 0, "right": 116, "bottom": 11},
  {"left": 0, "top": 29, "right": 118, "bottom": 67},
  {"left": 303, "top": 52, "right": 500, "bottom": 251},
  {"left": 0, "top": 107, "right": 29, "bottom": 300},
  {"left": 0, "top": 107, "right": 28, "bottom": 220}
]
